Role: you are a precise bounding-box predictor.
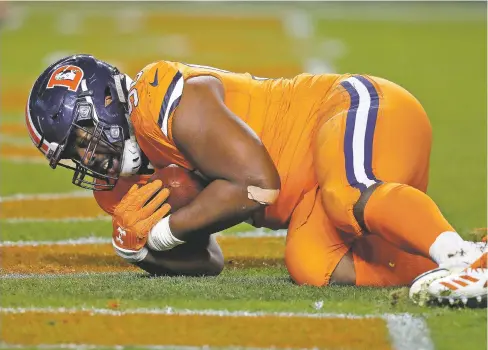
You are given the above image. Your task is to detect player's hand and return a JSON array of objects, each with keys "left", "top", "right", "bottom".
[{"left": 112, "top": 180, "right": 171, "bottom": 251}]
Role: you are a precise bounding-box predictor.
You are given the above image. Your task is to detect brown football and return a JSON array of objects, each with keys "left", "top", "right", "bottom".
[{"left": 148, "top": 164, "right": 207, "bottom": 213}]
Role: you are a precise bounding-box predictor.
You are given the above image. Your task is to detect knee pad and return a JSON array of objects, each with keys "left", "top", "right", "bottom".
[
  {"left": 352, "top": 182, "right": 385, "bottom": 232},
  {"left": 352, "top": 182, "right": 416, "bottom": 233}
]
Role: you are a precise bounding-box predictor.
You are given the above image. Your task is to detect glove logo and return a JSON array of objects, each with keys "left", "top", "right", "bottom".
[{"left": 116, "top": 227, "right": 127, "bottom": 245}]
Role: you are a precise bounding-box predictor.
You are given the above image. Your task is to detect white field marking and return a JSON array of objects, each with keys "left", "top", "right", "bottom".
[
  {"left": 311, "top": 3, "right": 485, "bottom": 22},
  {"left": 0, "top": 306, "right": 434, "bottom": 349},
  {"left": 385, "top": 314, "right": 434, "bottom": 350},
  {"left": 21, "top": 3, "right": 485, "bottom": 22},
  {"left": 303, "top": 57, "right": 336, "bottom": 74},
  {"left": 280, "top": 7, "right": 342, "bottom": 75},
  {"left": 116, "top": 8, "right": 144, "bottom": 34},
  {"left": 57, "top": 11, "right": 81, "bottom": 35},
  {"left": 0, "top": 305, "right": 420, "bottom": 320},
  {"left": 0, "top": 191, "right": 92, "bottom": 202},
  {"left": 0, "top": 272, "right": 127, "bottom": 280},
  {"left": 0, "top": 236, "right": 111, "bottom": 247},
  {"left": 42, "top": 51, "right": 75, "bottom": 68},
  {"left": 0, "top": 230, "right": 286, "bottom": 247},
  {"left": 216, "top": 228, "right": 287, "bottom": 238},
  {"left": 3, "top": 5, "right": 27, "bottom": 31},
  {"left": 2, "top": 216, "right": 111, "bottom": 224},
  {"left": 320, "top": 38, "right": 348, "bottom": 60},
  {"left": 0, "top": 344, "right": 283, "bottom": 350},
  {"left": 154, "top": 35, "right": 192, "bottom": 57},
  {"left": 282, "top": 9, "right": 314, "bottom": 39}
]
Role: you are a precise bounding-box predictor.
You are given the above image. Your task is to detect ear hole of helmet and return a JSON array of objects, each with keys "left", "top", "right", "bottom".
[{"left": 104, "top": 86, "right": 113, "bottom": 107}]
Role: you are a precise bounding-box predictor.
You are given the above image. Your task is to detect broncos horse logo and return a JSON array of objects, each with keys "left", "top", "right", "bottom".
[{"left": 46, "top": 65, "right": 84, "bottom": 91}]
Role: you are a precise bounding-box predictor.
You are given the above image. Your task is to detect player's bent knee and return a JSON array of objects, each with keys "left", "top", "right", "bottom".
[
  {"left": 285, "top": 246, "right": 328, "bottom": 287},
  {"left": 287, "top": 264, "right": 328, "bottom": 287}
]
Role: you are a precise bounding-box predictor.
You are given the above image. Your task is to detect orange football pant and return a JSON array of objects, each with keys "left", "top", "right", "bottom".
[{"left": 286, "top": 75, "right": 449, "bottom": 286}]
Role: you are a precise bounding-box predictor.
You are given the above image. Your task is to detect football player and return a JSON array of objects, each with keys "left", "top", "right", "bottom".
[{"left": 26, "top": 54, "right": 486, "bottom": 305}]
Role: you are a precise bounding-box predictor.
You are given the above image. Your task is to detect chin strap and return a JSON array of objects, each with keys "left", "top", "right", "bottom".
[{"left": 119, "top": 138, "right": 142, "bottom": 176}]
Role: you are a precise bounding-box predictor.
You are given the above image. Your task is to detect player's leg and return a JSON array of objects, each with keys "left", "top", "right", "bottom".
[
  {"left": 285, "top": 187, "right": 435, "bottom": 287},
  {"left": 352, "top": 234, "right": 436, "bottom": 286},
  {"left": 315, "top": 75, "right": 484, "bottom": 266},
  {"left": 285, "top": 188, "right": 356, "bottom": 286}
]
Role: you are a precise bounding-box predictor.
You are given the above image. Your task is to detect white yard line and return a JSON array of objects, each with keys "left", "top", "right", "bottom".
[
  {"left": 0, "top": 237, "right": 111, "bottom": 247},
  {"left": 0, "top": 306, "right": 434, "bottom": 350},
  {"left": 0, "top": 305, "right": 383, "bottom": 318},
  {"left": 2, "top": 216, "right": 111, "bottom": 224},
  {"left": 385, "top": 314, "right": 434, "bottom": 350},
  {"left": 13, "top": 3, "right": 485, "bottom": 22},
  {"left": 0, "top": 272, "right": 124, "bottom": 279},
  {"left": 57, "top": 11, "right": 81, "bottom": 35},
  {"left": 0, "top": 191, "right": 92, "bottom": 202},
  {"left": 280, "top": 7, "right": 341, "bottom": 75},
  {"left": 0, "top": 344, "right": 287, "bottom": 350},
  {"left": 0, "top": 230, "right": 286, "bottom": 247}
]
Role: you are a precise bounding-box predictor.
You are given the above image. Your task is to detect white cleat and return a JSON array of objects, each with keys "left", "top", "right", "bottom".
[
  {"left": 427, "top": 268, "right": 488, "bottom": 307},
  {"left": 410, "top": 267, "right": 488, "bottom": 307},
  {"left": 409, "top": 268, "right": 451, "bottom": 306}
]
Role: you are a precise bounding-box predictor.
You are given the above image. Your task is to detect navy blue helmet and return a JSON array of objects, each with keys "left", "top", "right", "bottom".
[{"left": 26, "top": 54, "right": 140, "bottom": 190}]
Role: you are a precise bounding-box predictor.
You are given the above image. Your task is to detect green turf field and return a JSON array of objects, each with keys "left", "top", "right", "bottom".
[{"left": 1, "top": 2, "right": 486, "bottom": 349}]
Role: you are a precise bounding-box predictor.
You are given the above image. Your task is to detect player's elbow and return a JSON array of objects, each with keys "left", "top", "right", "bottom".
[{"left": 247, "top": 166, "right": 281, "bottom": 206}]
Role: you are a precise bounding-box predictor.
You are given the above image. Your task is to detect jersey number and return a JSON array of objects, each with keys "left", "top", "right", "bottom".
[{"left": 128, "top": 71, "right": 143, "bottom": 115}]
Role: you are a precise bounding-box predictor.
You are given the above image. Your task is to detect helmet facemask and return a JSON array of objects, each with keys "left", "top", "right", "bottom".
[
  {"left": 29, "top": 54, "right": 140, "bottom": 191},
  {"left": 48, "top": 86, "right": 127, "bottom": 191}
]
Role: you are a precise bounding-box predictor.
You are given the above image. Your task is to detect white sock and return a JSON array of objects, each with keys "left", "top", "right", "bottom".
[
  {"left": 147, "top": 215, "right": 185, "bottom": 251},
  {"left": 429, "top": 231, "right": 466, "bottom": 266}
]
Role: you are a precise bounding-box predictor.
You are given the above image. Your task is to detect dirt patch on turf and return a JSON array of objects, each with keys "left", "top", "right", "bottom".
[
  {"left": 1, "top": 311, "right": 391, "bottom": 349},
  {"left": 0, "top": 237, "right": 285, "bottom": 275}
]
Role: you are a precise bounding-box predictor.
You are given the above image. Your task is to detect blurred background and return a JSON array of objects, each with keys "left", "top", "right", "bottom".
[{"left": 1, "top": 1, "right": 486, "bottom": 234}]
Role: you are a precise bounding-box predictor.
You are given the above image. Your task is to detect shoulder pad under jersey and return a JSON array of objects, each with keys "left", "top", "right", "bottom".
[{"left": 129, "top": 61, "right": 184, "bottom": 139}]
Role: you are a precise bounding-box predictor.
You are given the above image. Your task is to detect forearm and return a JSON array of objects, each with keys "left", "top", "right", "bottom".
[{"left": 169, "top": 179, "right": 264, "bottom": 241}]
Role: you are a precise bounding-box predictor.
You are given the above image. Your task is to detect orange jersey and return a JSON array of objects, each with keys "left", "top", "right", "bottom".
[{"left": 118, "top": 61, "right": 341, "bottom": 228}]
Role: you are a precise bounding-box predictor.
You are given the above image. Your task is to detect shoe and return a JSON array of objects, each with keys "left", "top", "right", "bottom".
[
  {"left": 409, "top": 267, "right": 451, "bottom": 306},
  {"left": 410, "top": 267, "right": 487, "bottom": 307},
  {"left": 427, "top": 268, "right": 487, "bottom": 306}
]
